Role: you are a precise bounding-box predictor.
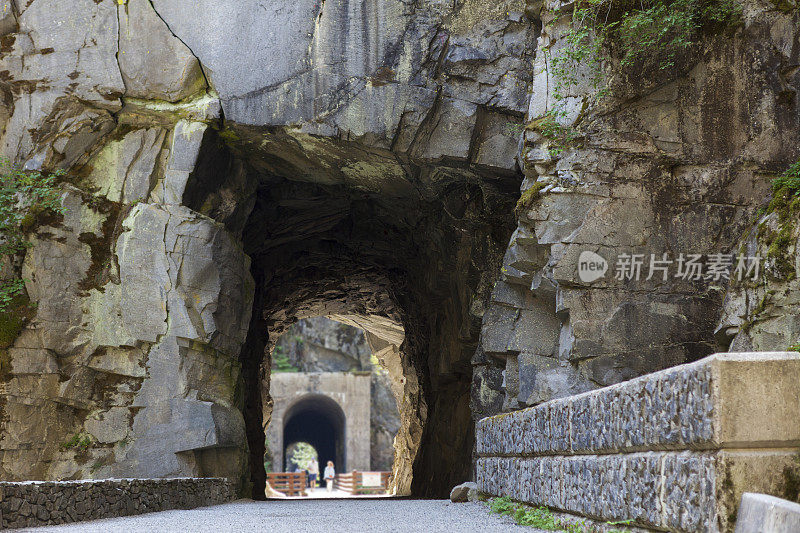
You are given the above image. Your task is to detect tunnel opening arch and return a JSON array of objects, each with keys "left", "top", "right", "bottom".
[
  {"left": 200, "top": 154, "right": 519, "bottom": 500},
  {"left": 177, "top": 100, "right": 522, "bottom": 500},
  {"left": 281, "top": 393, "right": 347, "bottom": 473}
]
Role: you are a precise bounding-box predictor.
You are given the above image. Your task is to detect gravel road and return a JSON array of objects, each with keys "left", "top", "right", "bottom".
[{"left": 22, "top": 499, "right": 542, "bottom": 533}]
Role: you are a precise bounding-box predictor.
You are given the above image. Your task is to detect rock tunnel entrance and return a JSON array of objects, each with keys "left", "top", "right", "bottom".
[
  {"left": 266, "top": 318, "right": 397, "bottom": 480},
  {"left": 181, "top": 118, "right": 521, "bottom": 499},
  {"left": 283, "top": 395, "right": 346, "bottom": 473}
]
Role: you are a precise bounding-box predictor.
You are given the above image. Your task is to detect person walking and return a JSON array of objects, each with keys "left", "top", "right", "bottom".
[
  {"left": 307, "top": 458, "right": 319, "bottom": 488},
  {"left": 323, "top": 461, "right": 335, "bottom": 492}
]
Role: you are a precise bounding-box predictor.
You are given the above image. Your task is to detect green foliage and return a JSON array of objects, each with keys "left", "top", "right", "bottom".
[
  {"left": 0, "top": 160, "right": 66, "bottom": 258},
  {"left": 271, "top": 344, "right": 299, "bottom": 373},
  {"left": 772, "top": 160, "right": 800, "bottom": 196},
  {"left": 488, "top": 498, "right": 566, "bottom": 530},
  {"left": 514, "top": 506, "right": 561, "bottom": 528},
  {"left": 526, "top": 110, "right": 580, "bottom": 158},
  {"left": 548, "top": 0, "right": 742, "bottom": 112},
  {"left": 788, "top": 344, "right": 800, "bottom": 352},
  {"left": 616, "top": 0, "right": 739, "bottom": 69},
  {"left": 264, "top": 436, "right": 273, "bottom": 473},
  {"left": 548, "top": 10, "right": 606, "bottom": 103},
  {"left": 762, "top": 160, "right": 800, "bottom": 280},
  {"left": 541, "top": 111, "right": 579, "bottom": 157},
  {"left": 0, "top": 284, "right": 33, "bottom": 381},
  {"left": 0, "top": 278, "right": 25, "bottom": 312},
  {"left": 488, "top": 496, "right": 517, "bottom": 515},
  {"left": 0, "top": 279, "right": 33, "bottom": 355},
  {"left": 288, "top": 441, "right": 317, "bottom": 471},
  {"left": 487, "top": 497, "right": 632, "bottom": 532},
  {"left": 0, "top": 160, "right": 66, "bottom": 339},
  {"left": 617, "top": 1, "right": 692, "bottom": 69},
  {"left": 61, "top": 432, "right": 93, "bottom": 452}
]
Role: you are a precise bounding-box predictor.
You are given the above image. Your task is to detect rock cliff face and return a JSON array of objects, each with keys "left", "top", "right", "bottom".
[
  {"left": 0, "top": 0, "right": 797, "bottom": 500},
  {"left": 472, "top": 0, "right": 800, "bottom": 420},
  {"left": 0, "top": 0, "right": 531, "bottom": 498},
  {"left": 718, "top": 177, "right": 800, "bottom": 352},
  {"left": 3, "top": 183, "right": 254, "bottom": 484},
  {"left": 270, "top": 317, "right": 401, "bottom": 471}
]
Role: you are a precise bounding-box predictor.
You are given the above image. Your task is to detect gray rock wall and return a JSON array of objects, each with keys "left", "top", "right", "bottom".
[
  {"left": 475, "top": 352, "right": 800, "bottom": 532},
  {"left": 473, "top": 0, "right": 800, "bottom": 418},
  {"left": 272, "top": 317, "right": 372, "bottom": 373},
  {"left": 0, "top": 478, "right": 234, "bottom": 529},
  {"left": 0, "top": 0, "right": 530, "bottom": 498},
  {"left": 717, "top": 198, "right": 800, "bottom": 353},
  {"left": 1, "top": 118, "right": 254, "bottom": 490}
]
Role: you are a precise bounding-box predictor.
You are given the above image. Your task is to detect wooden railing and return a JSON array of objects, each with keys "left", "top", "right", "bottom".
[
  {"left": 334, "top": 471, "right": 391, "bottom": 495},
  {"left": 266, "top": 472, "right": 307, "bottom": 497}
]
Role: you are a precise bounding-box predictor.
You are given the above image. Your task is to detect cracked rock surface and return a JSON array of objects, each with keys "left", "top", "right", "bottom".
[
  {"left": 0, "top": 0, "right": 529, "bottom": 499},
  {"left": 0, "top": 0, "right": 798, "bottom": 506},
  {"left": 472, "top": 0, "right": 800, "bottom": 417}
]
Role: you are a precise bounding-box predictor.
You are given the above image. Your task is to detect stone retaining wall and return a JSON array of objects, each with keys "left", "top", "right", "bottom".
[
  {"left": 0, "top": 478, "right": 235, "bottom": 529},
  {"left": 476, "top": 352, "right": 800, "bottom": 532}
]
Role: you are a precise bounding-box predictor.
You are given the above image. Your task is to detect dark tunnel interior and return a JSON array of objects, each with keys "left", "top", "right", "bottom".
[{"left": 283, "top": 395, "right": 346, "bottom": 473}]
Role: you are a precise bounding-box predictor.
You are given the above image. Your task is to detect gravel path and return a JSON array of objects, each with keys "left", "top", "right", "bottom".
[{"left": 22, "top": 499, "right": 540, "bottom": 533}]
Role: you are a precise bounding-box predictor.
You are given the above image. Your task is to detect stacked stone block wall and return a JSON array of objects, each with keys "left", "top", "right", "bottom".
[
  {"left": 0, "top": 478, "right": 235, "bottom": 529},
  {"left": 476, "top": 352, "right": 800, "bottom": 532}
]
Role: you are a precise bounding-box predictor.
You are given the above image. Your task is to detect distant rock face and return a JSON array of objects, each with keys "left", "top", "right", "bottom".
[
  {"left": 274, "top": 318, "right": 372, "bottom": 373},
  {"left": 270, "top": 317, "right": 401, "bottom": 471}
]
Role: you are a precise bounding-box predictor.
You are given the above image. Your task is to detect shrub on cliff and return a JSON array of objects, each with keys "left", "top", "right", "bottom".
[{"left": 0, "top": 161, "right": 65, "bottom": 369}]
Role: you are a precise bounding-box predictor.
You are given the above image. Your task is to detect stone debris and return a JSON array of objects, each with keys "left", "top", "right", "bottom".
[{"left": 449, "top": 482, "right": 479, "bottom": 503}]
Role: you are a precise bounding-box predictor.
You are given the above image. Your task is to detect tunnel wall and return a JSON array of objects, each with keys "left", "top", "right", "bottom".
[{"left": 267, "top": 373, "right": 371, "bottom": 474}]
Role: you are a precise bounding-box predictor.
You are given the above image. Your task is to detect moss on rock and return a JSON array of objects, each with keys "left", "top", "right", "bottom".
[
  {"left": 760, "top": 165, "right": 800, "bottom": 280},
  {"left": 0, "top": 291, "right": 35, "bottom": 382},
  {"left": 514, "top": 181, "right": 548, "bottom": 218}
]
